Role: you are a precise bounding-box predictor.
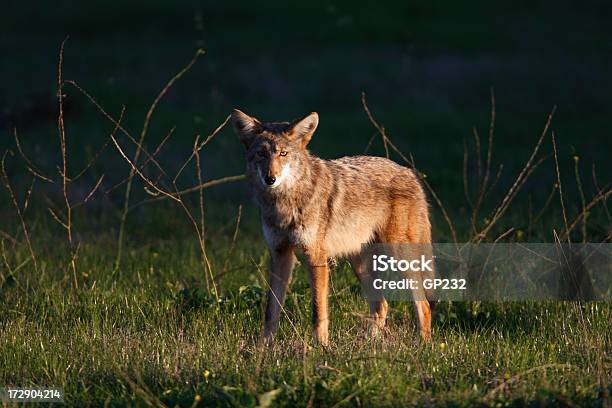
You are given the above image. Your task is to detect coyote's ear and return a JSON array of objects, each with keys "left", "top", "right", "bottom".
[
  {"left": 288, "top": 112, "right": 319, "bottom": 148},
  {"left": 231, "top": 109, "right": 261, "bottom": 148}
]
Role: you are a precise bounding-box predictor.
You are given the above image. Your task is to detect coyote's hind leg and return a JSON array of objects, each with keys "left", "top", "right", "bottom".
[
  {"left": 349, "top": 253, "right": 388, "bottom": 338},
  {"left": 381, "top": 197, "right": 432, "bottom": 342}
]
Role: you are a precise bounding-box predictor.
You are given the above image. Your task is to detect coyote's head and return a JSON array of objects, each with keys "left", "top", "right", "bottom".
[{"left": 231, "top": 109, "right": 319, "bottom": 191}]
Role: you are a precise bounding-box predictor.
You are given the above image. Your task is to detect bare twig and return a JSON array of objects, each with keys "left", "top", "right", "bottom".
[
  {"left": 592, "top": 164, "right": 611, "bottom": 223},
  {"left": 64, "top": 80, "right": 170, "bottom": 179},
  {"left": 174, "top": 114, "right": 230, "bottom": 183},
  {"left": 131, "top": 174, "right": 246, "bottom": 209},
  {"left": 551, "top": 131, "right": 570, "bottom": 243},
  {"left": 563, "top": 185, "right": 612, "bottom": 240},
  {"left": 1, "top": 151, "right": 38, "bottom": 273},
  {"left": 48, "top": 207, "right": 68, "bottom": 229},
  {"left": 473, "top": 126, "right": 482, "bottom": 185},
  {"left": 22, "top": 177, "right": 35, "bottom": 215},
  {"left": 473, "top": 107, "right": 556, "bottom": 243},
  {"left": 70, "top": 139, "right": 111, "bottom": 182},
  {"left": 14, "top": 129, "right": 54, "bottom": 183},
  {"left": 573, "top": 156, "right": 588, "bottom": 243},
  {"left": 470, "top": 89, "right": 496, "bottom": 236},
  {"left": 116, "top": 50, "right": 203, "bottom": 270},
  {"left": 82, "top": 174, "right": 105, "bottom": 204},
  {"left": 361, "top": 92, "right": 389, "bottom": 159},
  {"left": 56, "top": 37, "right": 80, "bottom": 287},
  {"left": 360, "top": 93, "right": 458, "bottom": 242},
  {"left": 462, "top": 138, "right": 473, "bottom": 210},
  {"left": 398, "top": 151, "right": 458, "bottom": 242},
  {"left": 532, "top": 183, "right": 557, "bottom": 226},
  {"left": 115, "top": 49, "right": 205, "bottom": 270},
  {"left": 193, "top": 134, "right": 216, "bottom": 296},
  {"left": 104, "top": 126, "right": 175, "bottom": 195},
  {"left": 107, "top": 108, "right": 178, "bottom": 202}
]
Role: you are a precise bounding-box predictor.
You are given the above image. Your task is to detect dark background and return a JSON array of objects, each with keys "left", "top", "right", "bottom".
[{"left": 1, "top": 0, "right": 611, "bottom": 239}]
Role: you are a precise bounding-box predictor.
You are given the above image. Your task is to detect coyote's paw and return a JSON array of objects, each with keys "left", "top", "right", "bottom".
[
  {"left": 261, "top": 330, "right": 276, "bottom": 348},
  {"left": 313, "top": 327, "right": 330, "bottom": 349},
  {"left": 366, "top": 318, "right": 387, "bottom": 340}
]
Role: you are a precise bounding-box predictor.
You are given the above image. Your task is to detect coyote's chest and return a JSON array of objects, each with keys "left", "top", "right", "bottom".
[
  {"left": 261, "top": 208, "right": 317, "bottom": 250},
  {"left": 261, "top": 203, "right": 379, "bottom": 257}
]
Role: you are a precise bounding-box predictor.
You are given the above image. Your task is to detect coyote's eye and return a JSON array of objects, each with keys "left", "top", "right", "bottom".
[{"left": 279, "top": 151, "right": 288, "bottom": 157}]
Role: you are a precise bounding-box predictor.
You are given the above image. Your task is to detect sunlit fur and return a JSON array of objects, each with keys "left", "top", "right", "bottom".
[{"left": 232, "top": 109, "right": 433, "bottom": 347}]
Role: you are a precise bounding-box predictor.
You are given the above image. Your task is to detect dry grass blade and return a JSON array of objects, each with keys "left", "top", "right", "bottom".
[{"left": 482, "top": 363, "right": 577, "bottom": 401}]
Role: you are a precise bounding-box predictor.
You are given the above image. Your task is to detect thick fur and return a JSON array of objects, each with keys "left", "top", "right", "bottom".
[{"left": 232, "top": 109, "right": 432, "bottom": 346}]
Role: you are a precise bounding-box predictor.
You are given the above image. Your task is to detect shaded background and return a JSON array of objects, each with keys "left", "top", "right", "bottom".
[{"left": 1, "top": 0, "right": 611, "bottom": 239}]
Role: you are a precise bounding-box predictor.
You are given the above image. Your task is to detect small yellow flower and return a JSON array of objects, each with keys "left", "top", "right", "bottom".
[
  {"left": 203, "top": 370, "right": 210, "bottom": 380},
  {"left": 504, "top": 372, "right": 511, "bottom": 380},
  {"left": 194, "top": 394, "right": 202, "bottom": 401},
  {"left": 439, "top": 342, "right": 447, "bottom": 351}
]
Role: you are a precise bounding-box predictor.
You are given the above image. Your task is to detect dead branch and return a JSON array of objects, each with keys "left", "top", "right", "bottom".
[
  {"left": 473, "top": 107, "right": 556, "bottom": 242},
  {"left": 0, "top": 151, "right": 38, "bottom": 272}
]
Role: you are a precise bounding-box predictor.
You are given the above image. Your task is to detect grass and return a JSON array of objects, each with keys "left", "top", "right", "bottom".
[
  {"left": 0, "top": 212, "right": 610, "bottom": 406},
  {"left": 1, "top": 1, "right": 611, "bottom": 406}
]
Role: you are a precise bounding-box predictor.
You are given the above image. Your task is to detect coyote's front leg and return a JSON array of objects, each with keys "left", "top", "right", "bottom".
[
  {"left": 262, "top": 245, "right": 296, "bottom": 343},
  {"left": 305, "top": 250, "right": 330, "bottom": 347}
]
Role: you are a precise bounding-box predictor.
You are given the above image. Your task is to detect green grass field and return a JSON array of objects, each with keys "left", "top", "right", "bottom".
[
  {"left": 1, "top": 1, "right": 611, "bottom": 406},
  {"left": 0, "top": 212, "right": 610, "bottom": 406}
]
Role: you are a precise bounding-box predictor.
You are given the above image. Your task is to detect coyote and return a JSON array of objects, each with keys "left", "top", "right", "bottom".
[{"left": 231, "top": 109, "right": 433, "bottom": 346}]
